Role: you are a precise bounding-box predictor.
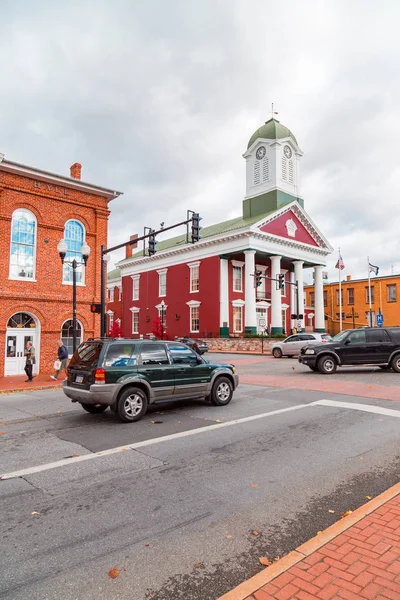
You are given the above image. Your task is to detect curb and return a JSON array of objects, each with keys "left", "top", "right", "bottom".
[
  {"left": 0, "top": 384, "right": 62, "bottom": 395},
  {"left": 217, "top": 481, "right": 400, "bottom": 600}
]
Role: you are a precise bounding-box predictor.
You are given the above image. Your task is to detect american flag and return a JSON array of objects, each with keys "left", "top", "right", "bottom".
[{"left": 335, "top": 254, "right": 345, "bottom": 270}]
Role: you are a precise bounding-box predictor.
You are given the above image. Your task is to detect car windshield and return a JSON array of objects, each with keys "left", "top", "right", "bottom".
[{"left": 332, "top": 331, "right": 349, "bottom": 342}]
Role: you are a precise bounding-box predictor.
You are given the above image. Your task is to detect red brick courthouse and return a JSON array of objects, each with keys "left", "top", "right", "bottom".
[
  {"left": 0, "top": 153, "right": 122, "bottom": 377},
  {"left": 108, "top": 118, "right": 333, "bottom": 339}
]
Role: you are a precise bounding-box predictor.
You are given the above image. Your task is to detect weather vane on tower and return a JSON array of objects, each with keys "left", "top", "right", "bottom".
[{"left": 270, "top": 103, "right": 279, "bottom": 119}]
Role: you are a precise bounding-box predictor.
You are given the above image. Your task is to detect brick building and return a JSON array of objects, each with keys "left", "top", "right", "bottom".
[
  {"left": 108, "top": 117, "right": 332, "bottom": 339},
  {"left": 0, "top": 154, "right": 122, "bottom": 377},
  {"left": 305, "top": 273, "right": 400, "bottom": 335}
]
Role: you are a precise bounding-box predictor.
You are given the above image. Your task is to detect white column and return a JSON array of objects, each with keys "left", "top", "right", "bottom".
[
  {"left": 244, "top": 250, "right": 257, "bottom": 332},
  {"left": 293, "top": 260, "right": 305, "bottom": 332},
  {"left": 270, "top": 255, "right": 282, "bottom": 334},
  {"left": 219, "top": 259, "right": 229, "bottom": 336},
  {"left": 290, "top": 270, "right": 296, "bottom": 333},
  {"left": 314, "top": 265, "right": 325, "bottom": 332}
]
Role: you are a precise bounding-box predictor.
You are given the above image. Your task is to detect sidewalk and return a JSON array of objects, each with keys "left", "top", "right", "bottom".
[
  {"left": 219, "top": 482, "right": 400, "bottom": 600},
  {"left": 0, "top": 374, "right": 63, "bottom": 394}
]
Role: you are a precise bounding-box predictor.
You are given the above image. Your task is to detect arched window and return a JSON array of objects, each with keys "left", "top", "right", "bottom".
[
  {"left": 9, "top": 209, "right": 37, "bottom": 279},
  {"left": 62, "top": 220, "right": 85, "bottom": 284},
  {"left": 61, "top": 319, "right": 83, "bottom": 356}
]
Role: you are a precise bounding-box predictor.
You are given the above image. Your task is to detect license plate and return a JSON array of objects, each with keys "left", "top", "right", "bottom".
[{"left": 75, "top": 375, "right": 83, "bottom": 383}]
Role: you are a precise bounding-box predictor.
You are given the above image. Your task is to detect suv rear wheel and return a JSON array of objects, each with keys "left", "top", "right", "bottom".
[
  {"left": 318, "top": 355, "right": 337, "bottom": 374},
  {"left": 81, "top": 403, "right": 108, "bottom": 414},
  {"left": 390, "top": 355, "right": 400, "bottom": 373},
  {"left": 210, "top": 376, "right": 233, "bottom": 406},
  {"left": 272, "top": 348, "right": 283, "bottom": 358},
  {"left": 118, "top": 387, "right": 148, "bottom": 423}
]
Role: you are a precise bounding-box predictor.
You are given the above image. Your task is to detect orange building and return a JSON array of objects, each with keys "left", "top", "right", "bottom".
[
  {"left": 305, "top": 274, "right": 400, "bottom": 335},
  {"left": 0, "top": 154, "right": 122, "bottom": 377}
]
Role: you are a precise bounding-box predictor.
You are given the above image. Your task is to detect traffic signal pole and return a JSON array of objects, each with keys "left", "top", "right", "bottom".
[{"left": 251, "top": 273, "right": 303, "bottom": 330}]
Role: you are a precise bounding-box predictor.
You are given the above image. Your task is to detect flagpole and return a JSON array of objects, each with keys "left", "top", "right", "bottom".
[
  {"left": 367, "top": 256, "right": 372, "bottom": 327},
  {"left": 339, "top": 248, "right": 342, "bottom": 332}
]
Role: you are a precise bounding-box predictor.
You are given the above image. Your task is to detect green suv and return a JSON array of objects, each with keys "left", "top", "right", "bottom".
[{"left": 63, "top": 339, "right": 239, "bottom": 423}]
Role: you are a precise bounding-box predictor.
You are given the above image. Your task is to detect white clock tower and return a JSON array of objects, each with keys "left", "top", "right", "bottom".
[{"left": 242, "top": 117, "right": 304, "bottom": 217}]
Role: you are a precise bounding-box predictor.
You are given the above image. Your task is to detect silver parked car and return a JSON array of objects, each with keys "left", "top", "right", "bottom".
[{"left": 271, "top": 333, "right": 332, "bottom": 358}]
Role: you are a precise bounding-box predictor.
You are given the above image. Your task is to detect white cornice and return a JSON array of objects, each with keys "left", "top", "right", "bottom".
[
  {"left": 186, "top": 300, "right": 201, "bottom": 307},
  {"left": 0, "top": 159, "right": 122, "bottom": 200},
  {"left": 118, "top": 225, "right": 330, "bottom": 277}
]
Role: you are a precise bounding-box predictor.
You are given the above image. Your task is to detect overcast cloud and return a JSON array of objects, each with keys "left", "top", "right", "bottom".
[{"left": 1, "top": 0, "right": 400, "bottom": 281}]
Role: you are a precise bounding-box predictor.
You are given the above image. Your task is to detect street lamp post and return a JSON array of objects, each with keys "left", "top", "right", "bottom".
[
  {"left": 100, "top": 246, "right": 111, "bottom": 338},
  {"left": 57, "top": 238, "right": 91, "bottom": 353},
  {"left": 160, "top": 300, "right": 166, "bottom": 340}
]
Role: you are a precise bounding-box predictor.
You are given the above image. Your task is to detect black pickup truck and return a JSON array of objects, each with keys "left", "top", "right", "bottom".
[{"left": 298, "top": 327, "right": 400, "bottom": 374}]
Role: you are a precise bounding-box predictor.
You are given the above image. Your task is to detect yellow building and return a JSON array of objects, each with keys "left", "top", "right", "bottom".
[{"left": 305, "top": 274, "right": 400, "bottom": 335}]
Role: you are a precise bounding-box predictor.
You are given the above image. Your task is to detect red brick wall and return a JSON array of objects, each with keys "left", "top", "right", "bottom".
[
  {"left": 120, "top": 256, "right": 221, "bottom": 339},
  {"left": 0, "top": 168, "right": 112, "bottom": 376}
]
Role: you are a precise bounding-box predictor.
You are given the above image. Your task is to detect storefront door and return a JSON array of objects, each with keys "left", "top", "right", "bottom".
[{"left": 5, "top": 330, "right": 38, "bottom": 376}]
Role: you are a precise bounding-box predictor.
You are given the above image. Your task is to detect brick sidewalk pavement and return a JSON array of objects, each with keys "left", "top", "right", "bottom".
[
  {"left": 0, "top": 373, "right": 62, "bottom": 394},
  {"left": 219, "top": 483, "right": 400, "bottom": 600}
]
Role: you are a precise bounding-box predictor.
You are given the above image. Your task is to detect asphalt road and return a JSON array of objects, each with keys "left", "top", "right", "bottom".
[{"left": 0, "top": 354, "right": 399, "bottom": 600}]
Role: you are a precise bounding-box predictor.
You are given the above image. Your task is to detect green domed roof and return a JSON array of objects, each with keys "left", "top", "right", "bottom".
[{"left": 247, "top": 118, "right": 297, "bottom": 149}]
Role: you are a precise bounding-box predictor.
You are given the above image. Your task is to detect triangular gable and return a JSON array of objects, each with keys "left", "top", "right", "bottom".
[{"left": 254, "top": 203, "right": 330, "bottom": 250}]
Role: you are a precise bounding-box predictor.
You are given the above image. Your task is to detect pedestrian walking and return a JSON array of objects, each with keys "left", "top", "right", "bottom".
[
  {"left": 51, "top": 340, "right": 69, "bottom": 380},
  {"left": 24, "top": 341, "right": 35, "bottom": 382}
]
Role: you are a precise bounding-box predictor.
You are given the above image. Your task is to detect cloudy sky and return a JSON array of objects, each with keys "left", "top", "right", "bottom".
[{"left": 1, "top": 0, "right": 400, "bottom": 282}]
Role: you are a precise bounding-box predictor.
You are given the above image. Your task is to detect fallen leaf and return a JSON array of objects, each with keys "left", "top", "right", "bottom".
[
  {"left": 251, "top": 530, "right": 259, "bottom": 536},
  {"left": 193, "top": 563, "right": 202, "bottom": 569},
  {"left": 317, "top": 531, "right": 322, "bottom": 535},
  {"left": 215, "top": 419, "right": 221, "bottom": 423},
  {"left": 359, "top": 457, "right": 363, "bottom": 460},
  {"left": 259, "top": 557, "right": 271, "bottom": 566},
  {"left": 328, "top": 509, "right": 335, "bottom": 514},
  {"left": 368, "top": 385, "right": 372, "bottom": 389},
  {"left": 251, "top": 484, "right": 258, "bottom": 488},
  {"left": 226, "top": 535, "right": 233, "bottom": 539},
  {"left": 57, "top": 410, "right": 61, "bottom": 413},
  {"left": 273, "top": 556, "right": 281, "bottom": 562},
  {"left": 150, "top": 420, "right": 163, "bottom": 424},
  {"left": 31, "top": 511, "right": 41, "bottom": 515},
  {"left": 366, "top": 495, "right": 372, "bottom": 500},
  {"left": 145, "top": 544, "right": 150, "bottom": 547},
  {"left": 0, "top": 432, "right": 5, "bottom": 435},
  {"left": 121, "top": 448, "right": 127, "bottom": 452},
  {"left": 341, "top": 510, "right": 353, "bottom": 519},
  {"left": 108, "top": 568, "right": 119, "bottom": 579}
]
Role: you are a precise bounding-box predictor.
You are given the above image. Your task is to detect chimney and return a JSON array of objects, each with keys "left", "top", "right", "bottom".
[
  {"left": 70, "top": 163, "right": 82, "bottom": 179},
  {"left": 125, "top": 234, "right": 138, "bottom": 258},
  {"left": 346, "top": 275, "right": 352, "bottom": 281}
]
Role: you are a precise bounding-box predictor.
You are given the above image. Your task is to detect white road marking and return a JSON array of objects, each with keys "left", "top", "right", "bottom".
[
  {"left": 1, "top": 399, "right": 399, "bottom": 481},
  {"left": 0, "top": 402, "right": 313, "bottom": 480},
  {"left": 315, "top": 399, "right": 400, "bottom": 418}
]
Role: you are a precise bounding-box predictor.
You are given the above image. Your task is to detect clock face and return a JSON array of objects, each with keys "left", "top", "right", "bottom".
[
  {"left": 284, "top": 145, "right": 292, "bottom": 159},
  {"left": 256, "top": 146, "right": 266, "bottom": 160}
]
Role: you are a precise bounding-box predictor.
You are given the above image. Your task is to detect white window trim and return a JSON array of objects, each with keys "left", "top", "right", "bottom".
[
  {"left": 232, "top": 305, "right": 243, "bottom": 333},
  {"left": 232, "top": 262, "right": 244, "bottom": 293},
  {"left": 9, "top": 208, "right": 38, "bottom": 282},
  {"left": 231, "top": 299, "right": 246, "bottom": 307},
  {"left": 109, "top": 288, "right": 114, "bottom": 303},
  {"left": 189, "top": 305, "right": 200, "bottom": 333},
  {"left": 62, "top": 219, "right": 87, "bottom": 286},
  {"left": 61, "top": 318, "right": 84, "bottom": 357},
  {"left": 188, "top": 261, "right": 200, "bottom": 294},
  {"left": 157, "top": 268, "right": 168, "bottom": 297},
  {"left": 107, "top": 310, "right": 114, "bottom": 328},
  {"left": 131, "top": 275, "right": 140, "bottom": 301},
  {"left": 186, "top": 300, "right": 201, "bottom": 307},
  {"left": 130, "top": 306, "right": 140, "bottom": 334}
]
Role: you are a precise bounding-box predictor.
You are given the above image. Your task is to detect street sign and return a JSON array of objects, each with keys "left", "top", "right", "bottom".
[
  {"left": 376, "top": 313, "right": 384, "bottom": 327},
  {"left": 296, "top": 320, "right": 302, "bottom": 331},
  {"left": 259, "top": 318, "right": 266, "bottom": 327}
]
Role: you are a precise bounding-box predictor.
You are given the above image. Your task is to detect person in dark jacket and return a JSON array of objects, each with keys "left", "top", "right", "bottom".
[{"left": 51, "top": 340, "right": 69, "bottom": 380}]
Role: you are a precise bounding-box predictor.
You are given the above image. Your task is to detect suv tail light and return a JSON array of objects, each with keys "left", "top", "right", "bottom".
[{"left": 95, "top": 368, "right": 106, "bottom": 384}]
